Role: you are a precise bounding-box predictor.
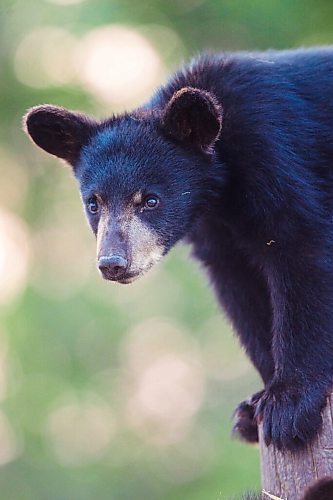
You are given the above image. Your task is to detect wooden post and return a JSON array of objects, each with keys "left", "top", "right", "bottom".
[{"left": 259, "top": 394, "right": 333, "bottom": 499}]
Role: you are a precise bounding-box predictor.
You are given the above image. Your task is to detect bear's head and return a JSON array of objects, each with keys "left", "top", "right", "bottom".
[{"left": 24, "top": 87, "right": 223, "bottom": 284}]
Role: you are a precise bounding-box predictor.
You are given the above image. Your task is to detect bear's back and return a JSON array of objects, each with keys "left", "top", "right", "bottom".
[{"left": 151, "top": 48, "right": 333, "bottom": 230}]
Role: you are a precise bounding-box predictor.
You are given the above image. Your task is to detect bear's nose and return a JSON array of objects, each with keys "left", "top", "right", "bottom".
[{"left": 98, "top": 255, "right": 128, "bottom": 280}]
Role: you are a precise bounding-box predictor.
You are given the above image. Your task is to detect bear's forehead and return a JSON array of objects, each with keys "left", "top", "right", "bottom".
[
  {"left": 82, "top": 120, "right": 164, "bottom": 166},
  {"left": 77, "top": 124, "right": 171, "bottom": 198},
  {"left": 89, "top": 121, "right": 141, "bottom": 154},
  {"left": 89, "top": 117, "right": 162, "bottom": 153},
  {"left": 80, "top": 117, "right": 180, "bottom": 176}
]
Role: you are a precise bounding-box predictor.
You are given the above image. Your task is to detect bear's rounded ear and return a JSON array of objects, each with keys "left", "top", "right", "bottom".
[
  {"left": 23, "top": 105, "right": 97, "bottom": 167},
  {"left": 161, "top": 87, "right": 222, "bottom": 152}
]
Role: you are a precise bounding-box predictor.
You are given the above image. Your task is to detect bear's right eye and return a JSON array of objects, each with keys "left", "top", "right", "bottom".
[{"left": 87, "top": 196, "right": 99, "bottom": 214}]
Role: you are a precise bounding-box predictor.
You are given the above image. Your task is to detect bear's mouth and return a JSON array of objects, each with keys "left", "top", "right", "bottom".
[
  {"left": 101, "top": 271, "right": 141, "bottom": 285},
  {"left": 99, "top": 259, "right": 158, "bottom": 284},
  {"left": 117, "top": 274, "right": 141, "bottom": 284}
]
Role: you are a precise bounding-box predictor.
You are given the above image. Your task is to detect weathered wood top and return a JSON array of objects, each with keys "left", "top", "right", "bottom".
[{"left": 259, "top": 394, "right": 333, "bottom": 499}]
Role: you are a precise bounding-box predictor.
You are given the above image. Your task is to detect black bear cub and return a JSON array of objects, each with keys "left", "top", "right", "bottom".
[{"left": 24, "top": 47, "right": 333, "bottom": 451}]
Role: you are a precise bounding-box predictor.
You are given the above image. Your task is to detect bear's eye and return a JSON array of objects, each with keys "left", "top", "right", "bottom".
[
  {"left": 144, "top": 196, "right": 159, "bottom": 210},
  {"left": 87, "top": 196, "right": 99, "bottom": 214}
]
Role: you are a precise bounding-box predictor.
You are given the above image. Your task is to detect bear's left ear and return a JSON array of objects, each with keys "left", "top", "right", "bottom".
[
  {"left": 23, "top": 105, "right": 97, "bottom": 167},
  {"left": 161, "top": 87, "right": 222, "bottom": 152}
]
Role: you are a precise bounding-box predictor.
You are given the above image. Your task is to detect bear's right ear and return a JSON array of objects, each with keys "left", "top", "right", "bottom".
[{"left": 23, "top": 105, "right": 97, "bottom": 167}]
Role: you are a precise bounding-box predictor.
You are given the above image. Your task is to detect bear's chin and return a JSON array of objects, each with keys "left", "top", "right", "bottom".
[
  {"left": 117, "top": 276, "right": 140, "bottom": 285},
  {"left": 103, "top": 272, "right": 142, "bottom": 285}
]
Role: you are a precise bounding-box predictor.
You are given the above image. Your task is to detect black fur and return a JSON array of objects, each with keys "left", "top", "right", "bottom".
[
  {"left": 303, "top": 477, "right": 333, "bottom": 500},
  {"left": 24, "top": 47, "right": 333, "bottom": 451},
  {"left": 233, "top": 390, "right": 264, "bottom": 443}
]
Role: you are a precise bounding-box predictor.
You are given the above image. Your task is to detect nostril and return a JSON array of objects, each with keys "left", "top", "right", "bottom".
[{"left": 98, "top": 255, "right": 128, "bottom": 279}]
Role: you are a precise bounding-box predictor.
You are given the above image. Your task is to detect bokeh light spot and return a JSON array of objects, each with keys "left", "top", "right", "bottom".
[
  {"left": 122, "top": 318, "right": 205, "bottom": 445},
  {"left": 75, "top": 25, "right": 165, "bottom": 107},
  {"left": 0, "top": 148, "right": 29, "bottom": 212},
  {"left": 14, "top": 27, "right": 77, "bottom": 88},
  {"left": 31, "top": 196, "right": 94, "bottom": 300},
  {"left": 0, "top": 411, "right": 21, "bottom": 466},
  {"left": 133, "top": 354, "right": 205, "bottom": 420},
  {"left": 0, "top": 209, "right": 30, "bottom": 305},
  {"left": 45, "top": 393, "right": 116, "bottom": 466},
  {"left": 0, "top": 337, "right": 9, "bottom": 403}
]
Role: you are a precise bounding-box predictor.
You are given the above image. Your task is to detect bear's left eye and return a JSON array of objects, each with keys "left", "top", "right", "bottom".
[
  {"left": 87, "top": 196, "right": 99, "bottom": 214},
  {"left": 144, "top": 196, "right": 159, "bottom": 209}
]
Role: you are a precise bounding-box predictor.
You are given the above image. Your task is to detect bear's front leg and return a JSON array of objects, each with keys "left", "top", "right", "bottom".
[
  {"left": 256, "top": 379, "right": 327, "bottom": 450},
  {"left": 256, "top": 247, "right": 333, "bottom": 450}
]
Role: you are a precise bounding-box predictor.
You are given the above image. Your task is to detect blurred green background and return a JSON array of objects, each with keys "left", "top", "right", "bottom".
[{"left": 0, "top": 0, "right": 332, "bottom": 498}]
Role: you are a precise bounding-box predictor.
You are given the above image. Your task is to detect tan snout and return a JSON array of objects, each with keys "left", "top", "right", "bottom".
[
  {"left": 96, "top": 211, "right": 164, "bottom": 283},
  {"left": 96, "top": 215, "right": 129, "bottom": 281}
]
